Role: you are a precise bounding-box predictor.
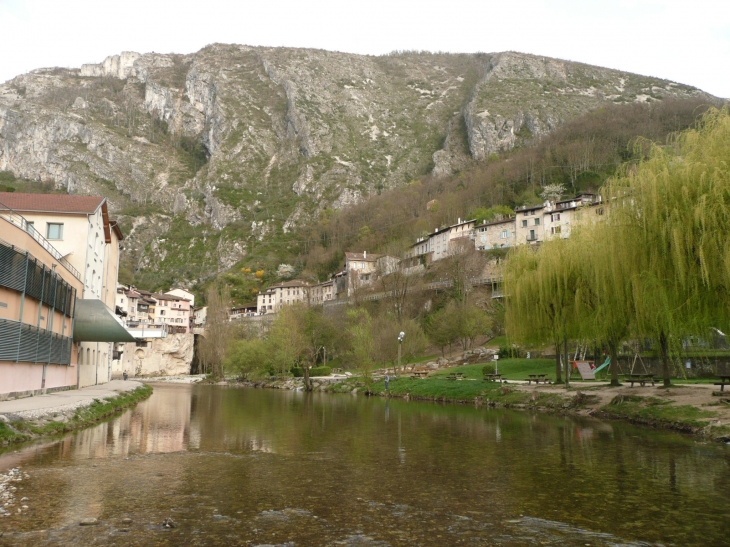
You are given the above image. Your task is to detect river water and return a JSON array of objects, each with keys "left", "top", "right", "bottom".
[{"left": 0, "top": 384, "right": 728, "bottom": 546}]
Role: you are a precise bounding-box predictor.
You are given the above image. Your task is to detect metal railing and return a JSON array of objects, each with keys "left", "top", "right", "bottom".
[{"left": 0, "top": 201, "right": 82, "bottom": 281}]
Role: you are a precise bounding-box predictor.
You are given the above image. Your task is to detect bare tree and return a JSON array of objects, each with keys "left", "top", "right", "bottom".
[{"left": 198, "top": 282, "right": 232, "bottom": 380}]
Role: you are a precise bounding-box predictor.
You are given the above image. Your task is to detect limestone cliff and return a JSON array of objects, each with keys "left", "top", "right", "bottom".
[{"left": 0, "top": 46, "right": 712, "bottom": 286}]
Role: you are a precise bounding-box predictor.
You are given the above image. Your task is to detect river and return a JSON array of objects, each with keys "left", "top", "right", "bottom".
[{"left": 0, "top": 384, "right": 728, "bottom": 546}]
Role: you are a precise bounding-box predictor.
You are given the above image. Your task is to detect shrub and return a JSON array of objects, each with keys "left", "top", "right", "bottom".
[
  {"left": 482, "top": 363, "right": 496, "bottom": 375},
  {"left": 498, "top": 345, "right": 523, "bottom": 359},
  {"left": 291, "top": 367, "right": 303, "bottom": 377}
]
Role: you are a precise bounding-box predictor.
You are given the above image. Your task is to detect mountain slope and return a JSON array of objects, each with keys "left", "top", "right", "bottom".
[{"left": 0, "top": 45, "right": 714, "bottom": 289}]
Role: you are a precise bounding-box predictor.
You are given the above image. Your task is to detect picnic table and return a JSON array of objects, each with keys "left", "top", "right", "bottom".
[
  {"left": 626, "top": 373, "right": 655, "bottom": 387},
  {"left": 483, "top": 373, "right": 503, "bottom": 382},
  {"left": 411, "top": 370, "right": 430, "bottom": 379},
  {"left": 446, "top": 372, "right": 465, "bottom": 381},
  {"left": 715, "top": 375, "right": 730, "bottom": 391},
  {"left": 524, "top": 374, "right": 549, "bottom": 385}
]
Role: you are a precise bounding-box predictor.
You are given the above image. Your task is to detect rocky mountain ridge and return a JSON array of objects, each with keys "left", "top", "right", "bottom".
[{"left": 0, "top": 45, "right": 713, "bottom": 288}]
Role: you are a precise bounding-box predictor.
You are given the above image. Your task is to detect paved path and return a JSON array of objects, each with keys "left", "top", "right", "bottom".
[{"left": 0, "top": 380, "right": 143, "bottom": 420}]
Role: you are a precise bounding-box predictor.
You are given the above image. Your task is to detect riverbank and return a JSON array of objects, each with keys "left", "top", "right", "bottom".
[
  {"left": 234, "top": 374, "right": 730, "bottom": 442},
  {"left": 0, "top": 382, "right": 153, "bottom": 447}
]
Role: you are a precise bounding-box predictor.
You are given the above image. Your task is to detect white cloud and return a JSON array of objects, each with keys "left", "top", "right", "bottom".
[{"left": 0, "top": 0, "right": 728, "bottom": 97}]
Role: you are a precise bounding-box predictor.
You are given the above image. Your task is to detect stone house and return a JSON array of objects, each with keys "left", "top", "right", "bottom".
[
  {"left": 474, "top": 215, "right": 517, "bottom": 249},
  {"left": 514, "top": 203, "right": 546, "bottom": 245}
]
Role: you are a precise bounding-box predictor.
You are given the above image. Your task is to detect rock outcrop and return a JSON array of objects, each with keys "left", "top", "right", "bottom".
[{"left": 114, "top": 334, "right": 194, "bottom": 377}]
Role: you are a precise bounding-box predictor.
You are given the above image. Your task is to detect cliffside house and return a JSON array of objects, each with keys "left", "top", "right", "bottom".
[
  {"left": 0, "top": 192, "right": 133, "bottom": 399},
  {"left": 230, "top": 305, "right": 257, "bottom": 320}
]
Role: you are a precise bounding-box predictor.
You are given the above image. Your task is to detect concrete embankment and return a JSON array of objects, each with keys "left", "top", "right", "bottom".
[{"left": 0, "top": 381, "right": 152, "bottom": 447}]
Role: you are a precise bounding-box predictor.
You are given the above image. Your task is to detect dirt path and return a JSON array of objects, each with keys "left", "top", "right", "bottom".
[{"left": 513, "top": 381, "right": 730, "bottom": 426}]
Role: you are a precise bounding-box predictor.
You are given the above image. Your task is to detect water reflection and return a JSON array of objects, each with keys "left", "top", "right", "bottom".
[{"left": 0, "top": 384, "right": 728, "bottom": 546}]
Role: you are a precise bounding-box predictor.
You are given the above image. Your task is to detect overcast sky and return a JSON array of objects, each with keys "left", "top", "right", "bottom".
[{"left": 1, "top": 0, "right": 728, "bottom": 97}]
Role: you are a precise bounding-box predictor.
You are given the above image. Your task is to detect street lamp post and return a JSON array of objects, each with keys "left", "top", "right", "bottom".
[{"left": 397, "top": 331, "right": 405, "bottom": 377}]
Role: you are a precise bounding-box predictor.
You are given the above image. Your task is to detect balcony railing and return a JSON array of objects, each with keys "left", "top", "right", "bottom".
[
  {"left": 526, "top": 234, "right": 539, "bottom": 242},
  {"left": 0, "top": 201, "right": 82, "bottom": 281}
]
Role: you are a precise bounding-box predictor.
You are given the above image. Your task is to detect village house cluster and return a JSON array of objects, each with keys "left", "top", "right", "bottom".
[
  {"left": 247, "top": 193, "right": 603, "bottom": 317},
  {"left": 115, "top": 285, "right": 194, "bottom": 334}
]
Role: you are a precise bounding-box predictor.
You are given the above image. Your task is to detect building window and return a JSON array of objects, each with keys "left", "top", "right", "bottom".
[
  {"left": 552, "top": 226, "right": 562, "bottom": 234},
  {"left": 551, "top": 213, "right": 561, "bottom": 222},
  {"left": 47, "top": 223, "right": 64, "bottom": 240},
  {"left": 500, "top": 230, "right": 510, "bottom": 239},
  {"left": 521, "top": 219, "right": 528, "bottom": 227},
  {"left": 534, "top": 218, "right": 540, "bottom": 225},
  {"left": 596, "top": 208, "right": 604, "bottom": 215},
  {"left": 26, "top": 221, "right": 35, "bottom": 234}
]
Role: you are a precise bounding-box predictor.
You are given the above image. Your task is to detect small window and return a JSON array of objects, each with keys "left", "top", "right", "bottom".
[
  {"left": 551, "top": 213, "right": 561, "bottom": 222},
  {"left": 534, "top": 218, "right": 540, "bottom": 225},
  {"left": 26, "top": 221, "right": 35, "bottom": 234},
  {"left": 521, "top": 220, "right": 528, "bottom": 227},
  {"left": 47, "top": 223, "right": 64, "bottom": 240}
]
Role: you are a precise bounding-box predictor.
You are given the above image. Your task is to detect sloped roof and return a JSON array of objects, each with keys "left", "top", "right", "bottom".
[
  {"left": 0, "top": 192, "right": 105, "bottom": 214},
  {"left": 268, "top": 280, "right": 310, "bottom": 289},
  {"left": 345, "top": 252, "right": 381, "bottom": 262}
]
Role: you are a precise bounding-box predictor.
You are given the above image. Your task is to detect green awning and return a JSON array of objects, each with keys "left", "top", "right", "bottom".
[{"left": 73, "top": 299, "right": 135, "bottom": 343}]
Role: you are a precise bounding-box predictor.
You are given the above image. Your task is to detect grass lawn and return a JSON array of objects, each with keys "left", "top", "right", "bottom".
[{"left": 427, "top": 358, "right": 555, "bottom": 382}]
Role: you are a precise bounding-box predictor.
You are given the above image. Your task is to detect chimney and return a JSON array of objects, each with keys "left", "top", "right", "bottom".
[{"left": 363, "top": 251, "right": 367, "bottom": 259}]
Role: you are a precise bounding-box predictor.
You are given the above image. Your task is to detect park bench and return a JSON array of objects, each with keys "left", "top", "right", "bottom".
[
  {"left": 626, "top": 374, "right": 655, "bottom": 387},
  {"left": 714, "top": 375, "right": 730, "bottom": 391},
  {"left": 446, "top": 372, "right": 465, "bottom": 381},
  {"left": 411, "top": 370, "right": 429, "bottom": 379}
]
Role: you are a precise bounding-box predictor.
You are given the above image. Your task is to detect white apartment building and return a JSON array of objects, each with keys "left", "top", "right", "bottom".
[{"left": 256, "top": 280, "right": 310, "bottom": 314}]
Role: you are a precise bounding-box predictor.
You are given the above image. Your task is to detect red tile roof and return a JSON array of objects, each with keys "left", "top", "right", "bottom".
[{"left": 0, "top": 192, "right": 105, "bottom": 214}]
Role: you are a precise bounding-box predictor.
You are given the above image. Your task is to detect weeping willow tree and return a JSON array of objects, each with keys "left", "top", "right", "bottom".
[
  {"left": 597, "top": 107, "right": 730, "bottom": 386},
  {"left": 569, "top": 221, "right": 633, "bottom": 386},
  {"left": 505, "top": 236, "right": 584, "bottom": 386}
]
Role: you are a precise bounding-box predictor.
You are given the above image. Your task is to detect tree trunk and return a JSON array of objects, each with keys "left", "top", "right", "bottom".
[
  {"left": 554, "top": 342, "right": 563, "bottom": 384},
  {"left": 608, "top": 340, "right": 620, "bottom": 387},
  {"left": 564, "top": 337, "right": 570, "bottom": 388},
  {"left": 303, "top": 365, "right": 313, "bottom": 392},
  {"left": 659, "top": 331, "right": 671, "bottom": 387}
]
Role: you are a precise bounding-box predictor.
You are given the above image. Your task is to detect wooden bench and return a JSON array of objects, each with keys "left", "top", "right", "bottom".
[
  {"left": 483, "top": 373, "right": 503, "bottom": 382},
  {"left": 626, "top": 374, "right": 655, "bottom": 387},
  {"left": 411, "top": 370, "right": 429, "bottom": 379}
]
